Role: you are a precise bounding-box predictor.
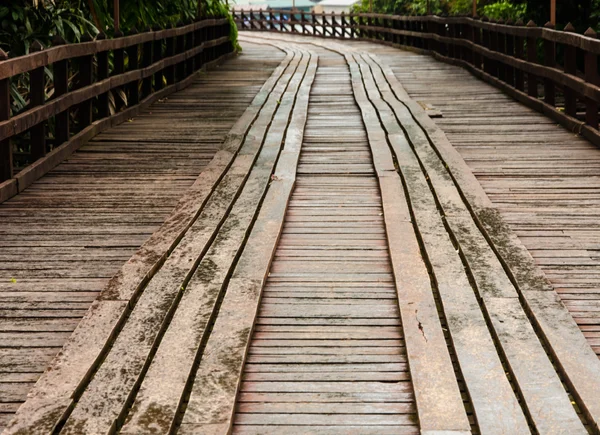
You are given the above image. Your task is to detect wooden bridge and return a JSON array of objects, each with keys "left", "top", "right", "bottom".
[{"left": 3, "top": 13, "right": 600, "bottom": 434}]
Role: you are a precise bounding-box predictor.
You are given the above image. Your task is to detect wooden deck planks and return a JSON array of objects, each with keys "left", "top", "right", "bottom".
[
  {"left": 230, "top": 42, "right": 419, "bottom": 435},
  {"left": 5, "top": 31, "right": 600, "bottom": 435},
  {"left": 240, "top": 32, "right": 600, "bottom": 433},
  {"left": 371, "top": 45, "right": 600, "bottom": 360},
  {"left": 0, "top": 43, "right": 285, "bottom": 432}
]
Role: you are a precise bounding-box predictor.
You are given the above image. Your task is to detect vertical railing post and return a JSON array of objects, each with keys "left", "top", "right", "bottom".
[
  {"left": 29, "top": 41, "right": 46, "bottom": 160},
  {"left": 497, "top": 20, "right": 506, "bottom": 82},
  {"left": 194, "top": 19, "right": 202, "bottom": 71},
  {"left": 472, "top": 18, "right": 481, "bottom": 69},
  {"left": 448, "top": 20, "right": 456, "bottom": 59},
  {"left": 270, "top": 10, "right": 275, "bottom": 31},
  {"left": 505, "top": 19, "right": 515, "bottom": 87},
  {"left": 176, "top": 22, "right": 186, "bottom": 81},
  {"left": 464, "top": 20, "right": 473, "bottom": 64},
  {"left": 154, "top": 27, "right": 164, "bottom": 90},
  {"left": 0, "top": 49, "right": 12, "bottom": 182},
  {"left": 166, "top": 25, "right": 176, "bottom": 85},
  {"left": 96, "top": 34, "right": 110, "bottom": 120},
  {"left": 481, "top": 18, "right": 490, "bottom": 73},
  {"left": 186, "top": 23, "right": 194, "bottom": 75},
  {"left": 127, "top": 28, "right": 140, "bottom": 106},
  {"left": 113, "top": 30, "right": 125, "bottom": 111},
  {"left": 142, "top": 27, "right": 154, "bottom": 97},
  {"left": 543, "top": 21, "right": 556, "bottom": 107},
  {"left": 584, "top": 27, "right": 599, "bottom": 129},
  {"left": 52, "top": 36, "right": 70, "bottom": 144},
  {"left": 302, "top": 11, "right": 307, "bottom": 35},
  {"left": 526, "top": 20, "right": 538, "bottom": 98},
  {"left": 563, "top": 23, "right": 577, "bottom": 118},
  {"left": 400, "top": 18, "right": 406, "bottom": 47},
  {"left": 489, "top": 21, "right": 499, "bottom": 77},
  {"left": 514, "top": 19, "right": 525, "bottom": 91},
  {"left": 259, "top": 9, "right": 266, "bottom": 30},
  {"left": 77, "top": 35, "right": 93, "bottom": 132}
]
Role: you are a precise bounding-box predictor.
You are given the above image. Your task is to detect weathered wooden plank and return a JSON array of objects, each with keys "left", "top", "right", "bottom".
[
  {"left": 59, "top": 49, "right": 306, "bottom": 435},
  {"left": 120, "top": 47, "right": 314, "bottom": 435},
  {"left": 355, "top": 53, "right": 531, "bottom": 432},
  {"left": 342, "top": 46, "right": 470, "bottom": 434},
  {"left": 2, "top": 43, "right": 289, "bottom": 434},
  {"left": 364, "top": 50, "right": 590, "bottom": 433}
]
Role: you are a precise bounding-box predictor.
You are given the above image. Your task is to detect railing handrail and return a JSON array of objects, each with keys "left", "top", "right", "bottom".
[
  {"left": 0, "top": 18, "right": 228, "bottom": 80},
  {"left": 0, "top": 17, "right": 234, "bottom": 201}
]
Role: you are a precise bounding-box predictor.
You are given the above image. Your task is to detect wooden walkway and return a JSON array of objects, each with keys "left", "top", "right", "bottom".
[
  {"left": 3, "top": 33, "right": 600, "bottom": 434},
  {"left": 366, "top": 45, "right": 600, "bottom": 359},
  {"left": 0, "top": 43, "right": 284, "bottom": 431}
]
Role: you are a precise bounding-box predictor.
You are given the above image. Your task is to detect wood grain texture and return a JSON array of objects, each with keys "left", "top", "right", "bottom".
[
  {"left": 0, "top": 43, "right": 284, "bottom": 433},
  {"left": 230, "top": 41, "right": 419, "bottom": 435}
]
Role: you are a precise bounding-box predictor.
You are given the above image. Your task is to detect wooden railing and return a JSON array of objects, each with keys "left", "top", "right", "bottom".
[
  {"left": 234, "top": 10, "right": 600, "bottom": 147},
  {"left": 0, "top": 18, "right": 234, "bottom": 200}
]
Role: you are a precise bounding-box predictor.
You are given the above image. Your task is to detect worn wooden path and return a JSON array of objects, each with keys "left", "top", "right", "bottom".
[
  {"left": 0, "top": 42, "right": 285, "bottom": 431},
  {"left": 3, "top": 32, "right": 600, "bottom": 434}
]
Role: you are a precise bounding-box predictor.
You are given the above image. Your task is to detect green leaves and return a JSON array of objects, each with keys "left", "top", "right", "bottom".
[{"left": 482, "top": 0, "right": 527, "bottom": 20}]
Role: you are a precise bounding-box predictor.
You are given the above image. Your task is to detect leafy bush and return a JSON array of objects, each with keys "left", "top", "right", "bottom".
[
  {"left": 0, "top": 1, "right": 97, "bottom": 57},
  {"left": 481, "top": 0, "right": 527, "bottom": 20}
]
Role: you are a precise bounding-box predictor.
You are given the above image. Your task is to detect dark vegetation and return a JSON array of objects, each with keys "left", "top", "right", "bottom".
[{"left": 352, "top": 0, "right": 600, "bottom": 33}]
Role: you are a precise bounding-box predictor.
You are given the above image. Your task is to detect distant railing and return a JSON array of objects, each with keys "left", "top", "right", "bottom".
[
  {"left": 234, "top": 10, "right": 600, "bottom": 147},
  {"left": 0, "top": 18, "right": 234, "bottom": 197}
]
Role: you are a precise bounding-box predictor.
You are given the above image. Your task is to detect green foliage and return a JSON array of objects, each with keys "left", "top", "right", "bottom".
[
  {"left": 0, "top": 1, "right": 97, "bottom": 56},
  {"left": 89, "top": 0, "right": 199, "bottom": 34},
  {"left": 481, "top": 0, "right": 526, "bottom": 20}
]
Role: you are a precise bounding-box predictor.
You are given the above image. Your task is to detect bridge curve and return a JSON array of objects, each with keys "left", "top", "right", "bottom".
[{"left": 2, "top": 31, "right": 600, "bottom": 434}]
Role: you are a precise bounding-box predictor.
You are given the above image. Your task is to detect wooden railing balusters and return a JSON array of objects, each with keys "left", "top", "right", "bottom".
[
  {"left": 114, "top": 31, "right": 126, "bottom": 112},
  {"left": 29, "top": 41, "right": 46, "bottom": 160},
  {"left": 543, "top": 21, "right": 556, "bottom": 107},
  {"left": 96, "top": 34, "right": 110, "bottom": 120},
  {"left": 584, "top": 28, "right": 599, "bottom": 129},
  {"left": 176, "top": 23, "right": 186, "bottom": 82},
  {"left": 515, "top": 19, "right": 525, "bottom": 91},
  {"left": 53, "top": 36, "right": 71, "bottom": 143},
  {"left": 526, "top": 21, "right": 539, "bottom": 99},
  {"left": 127, "top": 29, "right": 140, "bottom": 106},
  {"left": 0, "top": 19, "right": 232, "bottom": 190},
  {"left": 154, "top": 27, "right": 165, "bottom": 91},
  {"left": 186, "top": 23, "right": 195, "bottom": 76},
  {"left": 0, "top": 50, "right": 11, "bottom": 182}
]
